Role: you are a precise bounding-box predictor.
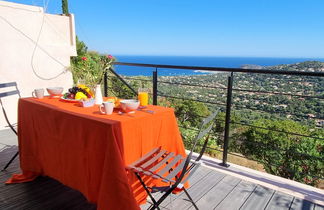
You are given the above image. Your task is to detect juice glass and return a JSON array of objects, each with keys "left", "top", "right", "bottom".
[{"left": 138, "top": 88, "right": 149, "bottom": 107}]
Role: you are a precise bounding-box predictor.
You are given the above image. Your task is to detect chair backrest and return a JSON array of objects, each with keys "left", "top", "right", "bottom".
[
  {"left": 0, "top": 82, "right": 21, "bottom": 134},
  {"left": 174, "top": 110, "right": 219, "bottom": 188},
  {"left": 191, "top": 110, "right": 219, "bottom": 161}
]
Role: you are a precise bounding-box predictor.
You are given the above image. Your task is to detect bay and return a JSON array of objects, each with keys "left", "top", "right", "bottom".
[{"left": 113, "top": 55, "right": 324, "bottom": 76}]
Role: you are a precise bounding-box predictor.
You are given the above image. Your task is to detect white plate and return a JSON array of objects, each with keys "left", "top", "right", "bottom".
[{"left": 60, "top": 96, "right": 80, "bottom": 103}]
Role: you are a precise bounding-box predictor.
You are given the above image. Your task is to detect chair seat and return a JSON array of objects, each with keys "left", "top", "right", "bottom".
[{"left": 128, "top": 147, "right": 187, "bottom": 184}]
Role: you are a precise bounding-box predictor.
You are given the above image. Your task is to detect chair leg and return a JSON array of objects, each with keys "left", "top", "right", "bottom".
[
  {"left": 183, "top": 188, "right": 199, "bottom": 210},
  {"left": 2, "top": 151, "right": 19, "bottom": 171},
  {"left": 148, "top": 203, "right": 161, "bottom": 210},
  {"left": 134, "top": 172, "right": 160, "bottom": 210}
]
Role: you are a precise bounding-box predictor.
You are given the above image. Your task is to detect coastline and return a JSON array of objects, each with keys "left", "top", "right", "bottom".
[{"left": 114, "top": 56, "right": 324, "bottom": 76}]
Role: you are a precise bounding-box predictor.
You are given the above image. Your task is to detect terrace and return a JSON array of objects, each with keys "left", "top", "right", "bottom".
[
  {"left": 1, "top": 62, "right": 324, "bottom": 209},
  {"left": 1, "top": 129, "right": 323, "bottom": 209},
  {"left": 1, "top": 1, "right": 323, "bottom": 209}
]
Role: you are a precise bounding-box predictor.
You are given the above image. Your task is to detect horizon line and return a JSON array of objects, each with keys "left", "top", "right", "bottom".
[{"left": 110, "top": 54, "right": 324, "bottom": 60}]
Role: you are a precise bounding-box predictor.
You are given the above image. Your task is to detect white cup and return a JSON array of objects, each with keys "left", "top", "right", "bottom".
[
  {"left": 32, "top": 89, "right": 44, "bottom": 99},
  {"left": 99, "top": 102, "right": 114, "bottom": 115}
]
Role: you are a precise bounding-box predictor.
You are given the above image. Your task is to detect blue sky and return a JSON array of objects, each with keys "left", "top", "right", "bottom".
[{"left": 5, "top": 0, "right": 324, "bottom": 58}]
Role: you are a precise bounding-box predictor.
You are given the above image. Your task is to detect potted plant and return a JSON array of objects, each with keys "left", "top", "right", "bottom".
[{"left": 71, "top": 53, "right": 116, "bottom": 104}]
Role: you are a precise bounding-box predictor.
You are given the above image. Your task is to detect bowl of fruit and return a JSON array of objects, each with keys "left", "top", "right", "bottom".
[{"left": 61, "top": 85, "right": 93, "bottom": 103}]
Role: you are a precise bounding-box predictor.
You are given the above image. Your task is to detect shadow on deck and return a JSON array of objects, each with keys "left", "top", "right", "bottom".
[{"left": 0, "top": 145, "right": 96, "bottom": 210}]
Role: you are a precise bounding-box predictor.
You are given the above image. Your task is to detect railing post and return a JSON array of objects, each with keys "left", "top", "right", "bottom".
[
  {"left": 109, "top": 68, "right": 137, "bottom": 95},
  {"left": 220, "top": 72, "right": 234, "bottom": 167},
  {"left": 104, "top": 69, "right": 108, "bottom": 97},
  {"left": 153, "top": 68, "right": 158, "bottom": 105}
]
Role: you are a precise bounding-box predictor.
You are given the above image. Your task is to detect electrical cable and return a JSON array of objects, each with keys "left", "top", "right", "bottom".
[
  {"left": 30, "top": 0, "right": 70, "bottom": 80},
  {"left": 0, "top": 2, "right": 71, "bottom": 80}
]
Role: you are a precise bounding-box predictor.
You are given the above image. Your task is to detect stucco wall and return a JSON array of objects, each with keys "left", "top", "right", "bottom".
[{"left": 0, "top": 1, "right": 77, "bottom": 129}]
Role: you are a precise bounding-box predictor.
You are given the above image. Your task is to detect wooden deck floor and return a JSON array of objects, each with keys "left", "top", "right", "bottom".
[
  {"left": 141, "top": 166, "right": 324, "bottom": 210},
  {"left": 0, "top": 129, "right": 323, "bottom": 210}
]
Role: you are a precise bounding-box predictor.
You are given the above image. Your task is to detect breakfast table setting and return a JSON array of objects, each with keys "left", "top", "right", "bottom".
[{"left": 5, "top": 85, "right": 187, "bottom": 210}]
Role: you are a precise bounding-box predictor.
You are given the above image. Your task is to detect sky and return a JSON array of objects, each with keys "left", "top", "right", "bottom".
[{"left": 4, "top": 0, "right": 324, "bottom": 58}]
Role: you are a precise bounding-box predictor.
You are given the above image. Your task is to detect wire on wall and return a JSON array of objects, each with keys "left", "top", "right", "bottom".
[{"left": 0, "top": 2, "right": 70, "bottom": 80}]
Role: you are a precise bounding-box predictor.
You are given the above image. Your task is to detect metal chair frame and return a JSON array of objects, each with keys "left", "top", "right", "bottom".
[
  {"left": 0, "top": 82, "right": 21, "bottom": 171},
  {"left": 127, "top": 111, "right": 219, "bottom": 210}
]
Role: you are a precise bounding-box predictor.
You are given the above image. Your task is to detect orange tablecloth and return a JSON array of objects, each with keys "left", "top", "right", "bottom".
[{"left": 6, "top": 97, "right": 186, "bottom": 210}]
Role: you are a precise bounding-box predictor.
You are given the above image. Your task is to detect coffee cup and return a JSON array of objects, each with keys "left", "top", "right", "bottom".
[
  {"left": 99, "top": 101, "right": 114, "bottom": 115},
  {"left": 32, "top": 88, "right": 44, "bottom": 99}
]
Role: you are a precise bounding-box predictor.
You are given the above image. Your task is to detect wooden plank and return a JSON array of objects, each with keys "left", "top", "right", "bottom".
[
  {"left": 187, "top": 175, "right": 241, "bottom": 210},
  {"left": 139, "top": 150, "right": 166, "bottom": 169},
  {"left": 289, "top": 197, "right": 315, "bottom": 210},
  {"left": 163, "top": 159, "right": 185, "bottom": 182},
  {"left": 156, "top": 154, "right": 183, "bottom": 177},
  {"left": 0, "top": 135, "right": 17, "bottom": 147},
  {"left": 127, "top": 147, "right": 160, "bottom": 169},
  {"left": 140, "top": 201, "right": 152, "bottom": 210},
  {"left": 0, "top": 82, "right": 17, "bottom": 88},
  {"left": 156, "top": 165, "right": 213, "bottom": 208},
  {"left": 140, "top": 163, "right": 211, "bottom": 209},
  {"left": 0, "top": 128, "right": 16, "bottom": 137},
  {"left": 183, "top": 165, "right": 213, "bottom": 189},
  {"left": 214, "top": 180, "right": 256, "bottom": 210},
  {"left": 264, "top": 191, "right": 294, "bottom": 210},
  {"left": 0, "top": 178, "right": 57, "bottom": 208},
  {"left": 0, "top": 147, "right": 95, "bottom": 210},
  {"left": 240, "top": 185, "right": 275, "bottom": 210},
  {"left": 0, "top": 175, "right": 96, "bottom": 210},
  {"left": 1, "top": 133, "right": 322, "bottom": 210},
  {"left": 0, "top": 90, "right": 19, "bottom": 98},
  {"left": 146, "top": 152, "right": 174, "bottom": 174},
  {"left": 180, "top": 161, "right": 201, "bottom": 185},
  {"left": 165, "top": 169, "right": 226, "bottom": 209}
]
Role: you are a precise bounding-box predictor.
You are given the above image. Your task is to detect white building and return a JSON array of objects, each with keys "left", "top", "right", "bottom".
[{"left": 0, "top": 1, "right": 77, "bottom": 128}]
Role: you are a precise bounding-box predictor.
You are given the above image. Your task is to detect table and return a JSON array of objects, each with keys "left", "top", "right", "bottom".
[{"left": 6, "top": 97, "right": 186, "bottom": 210}]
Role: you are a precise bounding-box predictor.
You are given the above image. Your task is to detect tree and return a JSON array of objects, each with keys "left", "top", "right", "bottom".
[
  {"left": 170, "top": 99, "right": 210, "bottom": 128},
  {"left": 62, "top": 0, "right": 69, "bottom": 15},
  {"left": 241, "top": 119, "right": 324, "bottom": 186}
]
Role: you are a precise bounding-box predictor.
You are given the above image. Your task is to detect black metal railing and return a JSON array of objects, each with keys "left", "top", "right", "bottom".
[{"left": 104, "top": 62, "right": 324, "bottom": 185}]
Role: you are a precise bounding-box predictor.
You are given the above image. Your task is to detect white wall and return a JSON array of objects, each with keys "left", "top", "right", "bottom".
[{"left": 0, "top": 1, "right": 77, "bottom": 129}]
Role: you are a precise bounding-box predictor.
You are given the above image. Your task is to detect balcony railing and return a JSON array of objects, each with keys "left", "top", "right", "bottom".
[{"left": 103, "top": 61, "right": 324, "bottom": 187}]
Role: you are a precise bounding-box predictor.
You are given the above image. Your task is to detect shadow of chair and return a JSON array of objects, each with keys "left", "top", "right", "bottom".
[
  {"left": 0, "top": 82, "right": 21, "bottom": 171},
  {"left": 127, "top": 111, "right": 219, "bottom": 210}
]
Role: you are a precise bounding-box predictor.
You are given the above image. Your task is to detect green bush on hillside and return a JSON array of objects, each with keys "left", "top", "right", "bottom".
[{"left": 241, "top": 119, "right": 324, "bottom": 186}]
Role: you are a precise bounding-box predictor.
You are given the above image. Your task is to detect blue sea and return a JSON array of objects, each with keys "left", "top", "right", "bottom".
[{"left": 114, "top": 55, "right": 324, "bottom": 76}]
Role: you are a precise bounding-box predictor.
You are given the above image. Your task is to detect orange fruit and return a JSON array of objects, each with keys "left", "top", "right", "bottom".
[
  {"left": 115, "top": 98, "right": 121, "bottom": 108},
  {"left": 106, "top": 96, "right": 120, "bottom": 107}
]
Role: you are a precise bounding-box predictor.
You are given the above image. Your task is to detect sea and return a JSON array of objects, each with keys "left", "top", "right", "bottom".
[{"left": 113, "top": 55, "right": 324, "bottom": 76}]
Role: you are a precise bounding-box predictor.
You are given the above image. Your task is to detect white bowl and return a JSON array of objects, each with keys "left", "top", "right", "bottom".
[
  {"left": 120, "top": 99, "right": 140, "bottom": 113},
  {"left": 47, "top": 87, "right": 63, "bottom": 96}
]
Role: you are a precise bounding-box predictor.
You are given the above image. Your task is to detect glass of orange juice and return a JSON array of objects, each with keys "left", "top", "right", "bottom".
[{"left": 138, "top": 88, "right": 149, "bottom": 107}]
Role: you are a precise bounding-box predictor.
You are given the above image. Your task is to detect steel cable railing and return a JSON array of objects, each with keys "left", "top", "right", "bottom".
[{"left": 108, "top": 63, "right": 324, "bottom": 186}]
